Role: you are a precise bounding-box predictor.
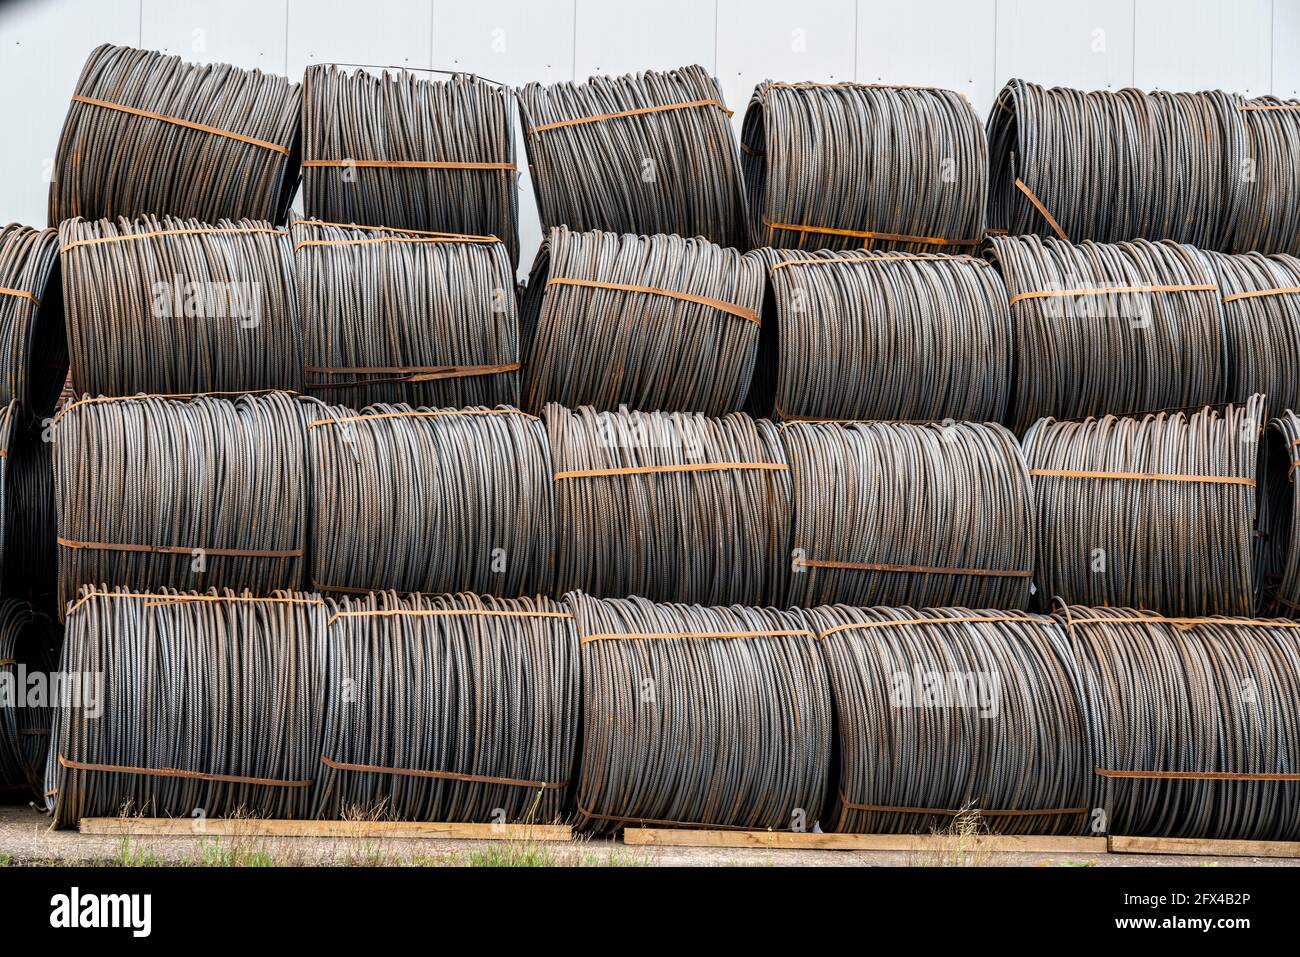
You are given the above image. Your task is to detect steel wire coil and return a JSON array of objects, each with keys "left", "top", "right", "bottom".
[
  {"left": 314, "top": 591, "right": 578, "bottom": 822},
  {"left": 45, "top": 587, "right": 326, "bottom": 827},
  {"left": 1063, "top": 606, "right": 1300, "bottom": 841},
  {"left": 292, "top": 218, "right": 519, "bottom": 408},
  {"left": 520, "top": 227, "right": 763, "bottom": 415},
  {"left": 987, "top": 80, "right": 1245, "bottom": 248},
  {"left": 3, "top": 416, "right": 57, "bottom": 614},
  {"left": 0, "top": 225, "right": 66, "bottom": 424},
  {"left": 1023, "top": 395, "right": 1264, "bottom": 617},
  {"left": 0, "top": 599, "right": 60, "bottom": 795},
  {"left": 302, "top": 65, "right": 519, "bottom": 269},
  {"left": 986, "top": 234, "right": 1225, "bottom": 431},
  {"left": 1201, "top": 250, "right": 1300, "bottom": 414},
  {"left": 517, "top": 65, "right": 748, "bottom": 249},
  {"left": 743, "top": 82, "right": 986, "bottom": 254},
  {"left": 570, "top": 592, "right": 831, "bottom": 834},
  {"left": 49, "top": 44, "right": 301, "bottom": 226},
  {"left": 54, "top": 393, "right": 312, "bottom": 615},
  {"left": 744, "top": 247, "right": 1011, "bottom": 422},
  {"left": 546, "top": 404, "right": 791, "bottom": 607},
  {"left": 1232, "top": 97, "right": 1300, "bottom": 255},
  {"left": 801, "top": 605, "right": 1089, "bottom": 835},
  {"left": 781, "top": 420, "right": 1035, "bottom": 609},
  {"left": 1260, "top": 410, "right": 1300, "bottom": 617},
  {"left": 307, "top": 403, "right": 553, "bottom": 598},
  {"left": 59, "top": 215, "right": 300, "bottom": 397}
]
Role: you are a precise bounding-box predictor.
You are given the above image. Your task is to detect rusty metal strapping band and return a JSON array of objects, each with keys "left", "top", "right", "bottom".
[
  {"left": 1238, "top": 103, "right": 1300, "bottom": 111},
  {"left": 1013, "top": 178, "right": 1069, "bottom": 241},
  {"left": 1222, "top": 286, "right": 1300, "bottom": 304},
  {"left": 320, "top": 756, "right": 566, "bottom": 790},
  {"left": 58, "top": 754, "right": 313, "bottom": 788},
  {"left": 1009, "top": 283, "right": 1217, "bottom": 307},
  {"left": 554, "top": 462, "right": 788, "bottom": 480},
  {"left": 1096, "top": 767, "right": 1300, "bottom": 782},
  {"left": 295, "top": 219, "right": 499, "bottom": 240},
  {"left": 0, "top": 658, "right": 16, "bottom": 667},
  {"left": 769, "top": 254, "right": 986, "bottom": 272},
  {"left": 1030, "top": 468, "right": 1254, "bottom": 487},
  {"left": 65, "top": 589, "right": 326, "bottom": 616},
  {"left": 306, "top": 408, "right": 538, "bottom": 428},
  {"left": 839, "top": 791, "right": 1088, "bottom": 817},
  {"left": 61, "top": 226, "right": 288, "bottom": 254},
  {"left": 575, "top": 803, "right": 756, "bottom": 831},
  {"left": 293, "top": 234, "right": 500, "bottom": 251},
  {"left": 581, "top": 628, "right": 812, "bottom": 646},
  {"left": 817, "top": 615, "right": 1055, "bottom": 640},
  {"left": 545, "top": 277, "right": 759, "bottom": 325},
  {"left": 51, "top": 390, "right": 292, "bottom": 426},
  {"left": 793, "top": 558, "right": 1033, "bottom": 578},
  {"left": 532, "top": 98, "right": 732, "bottom": 134},
  {"left": 326, "top": 607, "right": 574, "bottom": 627},
  {"left": 0, "top": 287, "right": 40, "bottom": 308},
  {"left": 1065, "top": 614, "right": 1300, "bottom": 630},
  {"left": 762, "top": 217, "right": 980, "bottom": 247},
  {"left": 305, "top": 363, "right": 520, "bottom": 387},
  {"left": 69, "top": 94, "right": 291, "bottom": 155},
  {"left": 302, "top": 158, "right": 515, "bottom": 171},
  {"left": 58, "top": 537, "right": 302, "bottom": 558}
]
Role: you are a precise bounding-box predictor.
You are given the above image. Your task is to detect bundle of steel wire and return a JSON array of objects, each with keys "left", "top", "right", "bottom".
[
  {"left": 314, "top": 591, "right": 578, "bottom": 822},
  {"left": 49, "top": 44, "right": 301, "bottom": 225},
  {"left": 520, "top": 227, "right": 763, "bottom": 415},
  {"left": 60, "top": 215, "right": 300, "bottom": 396},
  {"left": 54, "top": 393, "right": 311, "bottom": 614},
  {"left": 987, "top": 80, "right": 1245, "bottom": 247},
  {"left": 1023, "top": 395, "right": 1264, "bottom": 617},
  {"left": 1063, "top": 606, "right": 1300, "bottom": 841},
  {"left": 743, "top": 82, "right": 986, "bottom": 254},
  {"left": 781, "top": 421, "right": 1034, "bottom": 609},
  {"left": 547, "top": 404, "right": 790, "bottom": 607},
  {"left": 3, "top": 414, "right": 57, "bottom": 613},
  {"left": 0, "top": 224, "right": 66, "bottom": 423},
  {"left": 570, "top": 593, "right": 831, "bottom": 834},
  {"left": 0, "top": 600, "right": 60, "bottom": 795},
  {"left": 986, "top": 235, "right": 1225, "bottom": 431},
  {"left": 302, "top": 65, "right": 519, "bottom": 269},
  {"left": 1202, "top": 250, "right": 1300, "bottom": 415},
  {"left": 802, "top": 606, "right": 1089, "bottom": 835},
  {"left": 292, "top": 218, "right": 519, "bottom": 409},
  {"left": 1232, "top": 97, "right": 1300, "bottom": 255},
  {"left": 746, "top": 247, "right": 1011, "bottom": 422},
  {"left": 517, "top": 65, "right": 748, "bottom": 249},
  {"left": 1259, "top": 410, "right": 1300, "bottom": 617},
  {"left": 45, "top": 587, "right": 326, "bottom": 828},
  {"left": 307, "top": 403, "right": 553, "bottom": 598}
]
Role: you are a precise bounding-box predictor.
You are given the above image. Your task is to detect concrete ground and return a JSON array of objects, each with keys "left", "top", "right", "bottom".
[{"left": 1, "top": 806, "right": 1295, "bottom": 867}]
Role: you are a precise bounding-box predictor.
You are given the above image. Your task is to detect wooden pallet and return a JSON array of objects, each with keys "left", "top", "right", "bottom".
[
  {"left": 622, "top": 828, "right": 1106, "bottom": 853},
  {"left": 79, "top": 817, "right": 573, "bottom": 842},
  {"left": 1109, "top": 835, "right": 1300, "bottom": 859}
]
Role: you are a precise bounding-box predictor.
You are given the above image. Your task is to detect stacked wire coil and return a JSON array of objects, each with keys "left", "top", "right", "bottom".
[
  {"left": 0, "top": 224, "right": 66, "bottom": 423},
  {"left": 0, "top": 599, "right": 60, "bottom": 796},
  {"left": 1232, "top": 97, "right": 1300, "bottom": 255}
]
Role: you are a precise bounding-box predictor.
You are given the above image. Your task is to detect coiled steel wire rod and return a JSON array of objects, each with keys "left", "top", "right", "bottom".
[
  {"left": 570, "top": 592, "right": 831, "bottom": 834},
  {"left": 1063, "top": 606, "right": 1300, "bottom": 841},
  {"left": 745, "top": 247, "right": 1011, "bottom": 422},
  {"left": 517, "top": 65, "right": 749, "bottom": 250},
  {"left": 781, "top": 421, "right": 1035, "bottom": 609},
  {"left": 0, "top": 600, "right": 60, "bottom": 796},
  {"left": 987, "top": 80, "right": 1245, "bottom": 248},
  {"left": 1234, "top": 97, "right": 1300, "bottom": 255},
  {"left": 3, "top": 414, "right": 56, "bottom": 613},
  {"left": 547, "top": 404, "right": 791, "bottom": 607},
  {"left": 49, "top": 44, "right": 301, "bottom": 226},
  {"left": 60, "top": 215, "right": 300, "bottom": 397},
  {"left": 1202, "top": 250, "right": 1300, "bottom": 415},
  {"left": 1023, "top": 396, "right": 1264, "bottom": 617},
  {"left": 292, "top": 219, "right": 519, "bottom": 409},
  {"left": 1259, "top": 411, "right": 1300, "bottom": 617},
  {"left": 302, "top": 65, "right": 519, "bottom": 269},
  {"left": 743, "top": 82, "right": 986, "bottom": 254},
  {"left": 315, "top": 591, "right": 579, "bottom": 822},
  {"left": 0, "top": 225, "right": 66, "bottom": 423},
  {"left": 45, "top": 587, "right": 326, "bottom": 828},
  {"left": 986, "top": 235, "right": 1225, "bottom": 431},
  {"left": 801, "top": 606, "right": 1089, "bottom": 835},
  {"left": 54, "top": 393, "right": 312, "bottom": 615},
  {"left": 520, "top": 227, "right": 763, "bottom": 415}
]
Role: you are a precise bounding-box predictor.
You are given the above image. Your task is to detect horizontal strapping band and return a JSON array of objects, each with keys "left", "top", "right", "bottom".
[
  {"left": 555, "top": 462, "right": 787, "bottom": 480},
  {"left": 58, "top": 537, "right": 302, "bottom": 558},
  {"left": 1096, "top": 766, "right": 1300, "bottom": 782},
  {"left": 1013, "top": 178, "right": 1069, "bottom": 241},
  {"left": 69, "top": 94, "right": 290, "bottom": 155},
  {"left": 575, "top": 803, "right": 754, "bottom": 831},
  {"left": 1030, "top": 468, "right": 1254, "bottom": 487},
  {"left": 293, "top": 234, "right": 499, "bottom": 251},
  {"left": 546, "top": 277, "right": 759, "bottom": 325},
  {"left": 0, "top": 658, "right": 15, "bottom": 666},
  {"left": 582, "top": 629, "right": 811, "bottom": 645},
  {"left": 1009, "top": 283, "right": 1217, "bottom": 306},
  {"left": 61, "top": 226, "right": 287, "bottom": 253},
  {"left": 59, "top": 754, "right": 312, "bottom": 788},
  {"left": 818, "top": 615, "right": 1054, "bottom": 640},
  {"left": 320, "top": 756, "right": 565, "bottom": 789},
  {"left": 294, "top": 219, "right": 498, "bottom": 240},
  {"left": 770, "top": 254, "right": 985, "bottom": 271},
  {"left": 763, "top": 217, "right": 980, "bottom": 247},
  {"left": 840, "top": 791, "right": 1087, "bottom": 817},
  {"left": 0, "top": 286, "right": 40, "bottom": 307},
  {"left": 66, "top": 589, "right": 325, "bottom": 616},
  {"left": 795, "top": 558, "right": 1032, "bottom": 577},
  {"left": 1067, "top": 614, "right": 1300, "bottom": 630},
  {"left": 307, "top": 408, "right": 537, "bottom": 428},
  {"left": 51, "top": 390, "right": 292, "bottom": 426},
  {"left": 303, "top": 159, "right": 515, "bottom": 170},
  {"left": 306, "top": 363, "right": 520, "bottom": 386},
  {"left": 326, "top": 607, "right": 574, "bottom": 627},
  {"left": 1222, "top": 286, "right": 1300, "bottom": 304},
  {"left": 532, "top": 98, "right": 731, "bottom": 134},
  {"left": 1238, "top": 103, "right": 1300, "bottom": 111}
]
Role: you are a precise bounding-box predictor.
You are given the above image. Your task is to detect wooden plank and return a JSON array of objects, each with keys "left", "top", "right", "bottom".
[
  {"left": 623, "top": 828, "right": 1107, "bottom": 853},
  {"left": 80, "top": 818, "right": 573, "bottom": 842},
  {"left": 1110, "top": 835, "right": 1300, "bottom": 859}
]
